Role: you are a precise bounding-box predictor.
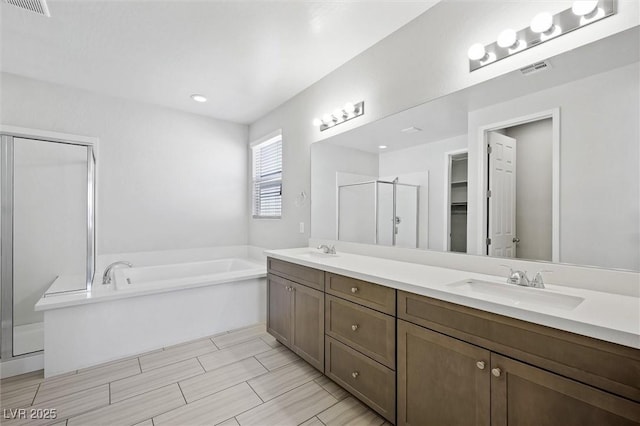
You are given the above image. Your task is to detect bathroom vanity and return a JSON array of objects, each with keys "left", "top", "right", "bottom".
[{"left": 265, "top": 250, "right": 640, "bottom": 425}]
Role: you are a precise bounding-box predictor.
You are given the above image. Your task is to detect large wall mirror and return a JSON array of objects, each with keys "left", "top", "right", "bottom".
[{"left": 311, "top": 27, "right": 639, "bottom": 272}]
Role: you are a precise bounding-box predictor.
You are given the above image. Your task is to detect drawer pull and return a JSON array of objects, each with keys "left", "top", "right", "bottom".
[
  {"left": 351, "top": 287, "right": 359, "bottom": 293},
  {"left": 351, "top": 371, "right": 359, "bottom": 379},
  {"left": 492, "top": 368, "right": 502, "bottom": 377},
  {"left": 476, "top": 361, "right": 485, "bottom": 370},
  {"left": 351, "top": 324, "right": 359, "bottom": 331}
]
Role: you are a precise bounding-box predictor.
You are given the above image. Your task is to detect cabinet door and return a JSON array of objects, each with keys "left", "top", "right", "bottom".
[
  {"left": 491, "top": 353, "right": 640, "bottom": 426},
  {"left": 291, "top": 282, "right": 324, "bottom": 372},
  {"left": 397, "top": 320, "right": 490, "bottom": 426},
  {"left": 267, "top": 274, "right": 292, "bottom": 346}
]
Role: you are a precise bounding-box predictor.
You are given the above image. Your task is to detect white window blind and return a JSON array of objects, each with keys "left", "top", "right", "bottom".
[{"left": 252, "top": 134, "right": 282, "bottom": 218}]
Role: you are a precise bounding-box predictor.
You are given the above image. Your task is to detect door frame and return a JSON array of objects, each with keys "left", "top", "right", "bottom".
[
  {"left": 474, "top": 109, "right": 560, "bottom": 262},
  {"left": 443, "top": 148, "right": 468, "bottom": 251}
]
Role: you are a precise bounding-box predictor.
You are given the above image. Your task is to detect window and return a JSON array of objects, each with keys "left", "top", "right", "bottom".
[{"left": 251, "top": 132, "right": 282, "bottom": 218}]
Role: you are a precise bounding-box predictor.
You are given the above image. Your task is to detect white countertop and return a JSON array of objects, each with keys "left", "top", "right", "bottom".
[{"left": 265, "top": 247, "right": 640, "bottom": 349}]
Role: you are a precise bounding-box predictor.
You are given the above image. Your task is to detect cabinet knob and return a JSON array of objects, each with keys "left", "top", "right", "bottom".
[
  {"left": 351, "top": 324, "right": 359, "bottom": 331},
  {"left": 351, "top": 287, "right": 359, "bottom": 293},
  {"left": 476, "top": 361, "right": 485, "bottom": 370},
  {"left": 491, "top": 368, "right": 502, "bottom": 377},
  {"left": 351, "top": 371, "right": 359, "bottom": 379}
]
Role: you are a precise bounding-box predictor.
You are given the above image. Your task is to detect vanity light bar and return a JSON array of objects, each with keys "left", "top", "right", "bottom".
[
  {"left": 468, "top": 0, "right": 615, "bottom": 72},
  {"left": 313, "top": 101, "right": 364, "bottom": 132}
]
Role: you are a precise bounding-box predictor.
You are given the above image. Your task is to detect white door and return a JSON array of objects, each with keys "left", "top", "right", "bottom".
[{"left": 488, "top": 132, "right": 517, "bottom": 258}]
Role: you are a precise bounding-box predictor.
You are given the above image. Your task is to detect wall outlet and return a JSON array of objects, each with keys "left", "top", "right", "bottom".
[{"left": 299, "top": 222, "right": 305, "bottom": 233}]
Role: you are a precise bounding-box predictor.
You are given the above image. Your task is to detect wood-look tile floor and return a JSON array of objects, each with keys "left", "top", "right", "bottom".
[{"left": 1, "top": 324, "right": 390, "bottom": 426}]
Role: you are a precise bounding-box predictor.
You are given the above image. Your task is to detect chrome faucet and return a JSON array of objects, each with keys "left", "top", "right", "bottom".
[
  {"left": 501, "top": 265, "right": 547, "bottom": 289},
  {"left": 506, "top": 268, "right": 531, "bottom": 286},
  {"left": 102, "top": 261, "right": 133, "bottom": 284},
  {"left": 317, "top": 244, "right": 336, "bottom": 254},
  {"left": 530, "top": 271, "right": 549, "bottom": 289}
]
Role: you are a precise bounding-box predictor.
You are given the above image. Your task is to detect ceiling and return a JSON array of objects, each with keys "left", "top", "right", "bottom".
[
  {"left": 0, "top": 0, "right": 439, "bottom": 124},
  {"left": 324, "top": 26, "right": 640, "bottom": 153}
]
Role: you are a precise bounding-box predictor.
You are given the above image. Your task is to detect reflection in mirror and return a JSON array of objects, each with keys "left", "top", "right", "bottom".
[{"left": 311, "top": 27, "right": 639, "bottom": 271}]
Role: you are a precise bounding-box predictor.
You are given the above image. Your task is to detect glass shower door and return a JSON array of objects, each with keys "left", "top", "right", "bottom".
[
  {"left": 394, "top": 184, "right": 419, "bottom": 248},
  {"left": 5, "top": 137, "right": 92, "bottom": 356},
  {"left": 338, "top": 182, "right": 376, "bottom": 244}
]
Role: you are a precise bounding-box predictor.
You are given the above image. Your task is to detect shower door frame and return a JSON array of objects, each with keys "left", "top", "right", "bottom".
[
  {"left": 337, "top": 180, "right": 419, "bottom": 247},
  {"left": 0, "top": 126, "right": 98, "bottom": 362}
]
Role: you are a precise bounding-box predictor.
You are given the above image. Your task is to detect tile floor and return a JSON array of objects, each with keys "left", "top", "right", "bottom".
[{"left": 0, "top": 324, "right": 390, "bottom": 426}]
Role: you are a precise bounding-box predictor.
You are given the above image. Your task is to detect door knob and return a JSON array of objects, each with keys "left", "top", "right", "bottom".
[
  {"left": 492, "top": 368, "right": 502, "bottom": 377},
  {"left": 512, "top": 237, "right": 520, "bottom": 243},
  {"left": 351, "top": 287, "right": 359, "bottom": 293},
  {"left": 352, "top": 371, "right": 359, "bottom": 379},
  {"left": 351, "top": 324, "right": 359, "bottom": 331},
  {"left": 476, "top": 361, "right": 485, "bottom": 370}
]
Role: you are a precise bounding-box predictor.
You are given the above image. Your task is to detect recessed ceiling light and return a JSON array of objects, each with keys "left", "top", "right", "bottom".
[
  {"left": 379, "top": 145, "right": 387, "bottom": 149},
  {"left": 191, "top": 94, "right": 207, "bottom": 103}
]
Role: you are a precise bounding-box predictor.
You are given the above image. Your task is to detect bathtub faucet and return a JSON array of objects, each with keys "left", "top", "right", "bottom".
[{"left": 102, "top": 261, "right": 133, "bottom": 285}]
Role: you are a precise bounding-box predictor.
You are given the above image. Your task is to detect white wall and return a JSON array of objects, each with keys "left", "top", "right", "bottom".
[
  {"left": 248, "top": 0, "right": 639, "bottom": 250},
  {"left": 505, "top": 119, "right": 553, "bottom": 262},
  {"left": 1, "top": 72, "right": 249, "bottom": 254},
  {"left": 468, "top": 62, "right": 639, "bottom": 271},
  {"left": 379, "top": 135, "right": 467, "bottom": 251}
]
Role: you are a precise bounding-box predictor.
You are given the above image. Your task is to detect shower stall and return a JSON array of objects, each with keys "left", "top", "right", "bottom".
[
  {"left": 0, "top": 128, "right": 96, "bottom": 367},
  {"left": 338, "top": 179, "right": 419, "bottom": 248}
]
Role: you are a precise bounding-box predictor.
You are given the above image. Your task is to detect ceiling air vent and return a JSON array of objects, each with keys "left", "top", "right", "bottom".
[
  {"left": 520, "top": 60, "right": 552, "bottom": 76},
  {"left": 3, "top": 0, "right": 50, "bottom": 17}
]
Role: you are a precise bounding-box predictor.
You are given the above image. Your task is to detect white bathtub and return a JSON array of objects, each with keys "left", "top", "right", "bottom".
[
  {"left": 39, "top": 249, "right": 268, "bottom": 376},
  {"left": 114, "top": 258, "right": 265, "bottom": 290}
]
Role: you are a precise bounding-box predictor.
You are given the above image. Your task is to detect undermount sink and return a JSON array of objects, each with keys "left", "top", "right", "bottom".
[
  {"left": 448, "top": 279, "right": 585, "bottom": 311},
  {"left": 296, "top": 250, "right": 340, "bottom": 259}
]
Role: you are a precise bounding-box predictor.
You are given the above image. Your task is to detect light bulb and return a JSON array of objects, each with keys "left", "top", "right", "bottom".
[
  {"left": 579, "top": 7, "right": 605, "bottom": 25},
  {"left": 333, "top": 109, "right": 345, "bottom": 120},
  {"left": 572, "top": 0, "right": 599, "bottom": 16},
  {"left": 344, "top": 102, "right": 355, "bottom": 114},
  {"left": 497, "top": 29, "right": 518, "bottom": 49},
  {"left": 530, "top": 12, "right": 554, "bottom": 33},
  {"left": 190, "top": 94, "right": 207, "bottom": 103},
  {"left": 378, "top": 145, "right": 387, "bottom": 149},
  {"left": 312, "top": 118, "right": 323, "bottom": 127},
  {"left": 322, "top": 114, "right": 332, "bottom": 124},
  {"left": 467, "top": 43, "right": 486, "bottom": 61}
]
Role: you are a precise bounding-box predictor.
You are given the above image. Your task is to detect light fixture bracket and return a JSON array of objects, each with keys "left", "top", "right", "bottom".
[
  {"left": 319, "top": 101, "right": 364, "bottom": 132},
  {"left": 469, "top": 0, "right": 615, "bottom": 72}
]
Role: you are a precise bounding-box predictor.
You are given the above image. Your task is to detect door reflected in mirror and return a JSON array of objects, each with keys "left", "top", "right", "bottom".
[{"left": 310, "top": 27, "right": 639, "bottom": 272}]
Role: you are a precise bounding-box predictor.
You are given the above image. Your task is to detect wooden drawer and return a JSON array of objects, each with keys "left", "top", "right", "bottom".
[
  {"left": 398, "top": 290, "right": 640, "bottom": 403},
  {"left": 267, "top": 257, "right": 324, "bottom": 291},
  {"left": 325, "top": 273, "right": 395, "bottom": 315},
  {"left": 325, "top": 336, "right": 396, "bottom": 423},
  {"left": 325, "top": 295, "right": 395, "bottom": 369}
]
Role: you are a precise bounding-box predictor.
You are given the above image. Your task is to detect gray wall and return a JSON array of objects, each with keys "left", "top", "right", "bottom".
[
  {"left": 247, "top": 0, "right": 638, "bottom": 250},
  {"left": 505, "top": 119, "right": 553, "bottom": 262},
  {"left": 1, "top": 72, "right": 249, "bottom": 254}
]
